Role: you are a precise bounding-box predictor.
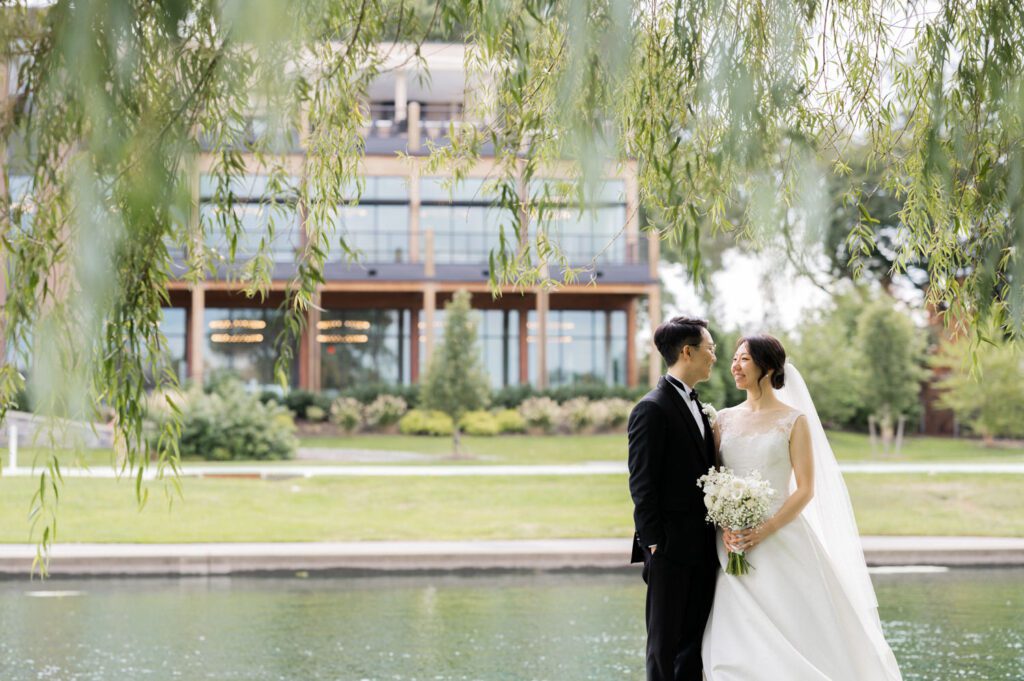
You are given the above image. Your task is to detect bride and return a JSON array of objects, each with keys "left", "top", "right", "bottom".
[{"left": 701, "top": 334, "right": 903, "bottom": 680}]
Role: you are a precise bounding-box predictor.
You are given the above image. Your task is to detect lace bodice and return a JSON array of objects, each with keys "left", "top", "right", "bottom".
[{"left": 716, "top": 406, "right": 803, "bottom": 512}]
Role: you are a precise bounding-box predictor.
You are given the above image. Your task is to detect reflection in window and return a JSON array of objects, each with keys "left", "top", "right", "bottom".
[
  {"left": 528, "top": 309, "right": 627, "bottom": 386},
  {"left": 320, "top": 309, "right": 410, "bottom": 389},
  {"left": 334, "top": 176, "right": 410, "bottom": 263},
  {"left": 420, "top": 177, "right": 509, "bottom": 264},
  {"left": 529, "top": 179, "right": 629, "bottom": 264},
  {"left": 200, "top": 174, "right": 301, "bottom": 264},
  {"left": 160, "top": 308, "right": 188, "bottom": 384},
  {"left": 204, "top": 308, "right": 297, "bottom": 388},
  {"left": 418, "top": 308, "right": 518, "bottom": 388}
]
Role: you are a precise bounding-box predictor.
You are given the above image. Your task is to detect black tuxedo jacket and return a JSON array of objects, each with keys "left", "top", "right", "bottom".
[{"left": 627, "top": 377, "right": 718, "bottom": 567}]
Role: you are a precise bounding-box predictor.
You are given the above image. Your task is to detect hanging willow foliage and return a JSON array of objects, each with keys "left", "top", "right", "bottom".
[{"left": 1, "top": 0, "right": 1022, "bottom": 562}]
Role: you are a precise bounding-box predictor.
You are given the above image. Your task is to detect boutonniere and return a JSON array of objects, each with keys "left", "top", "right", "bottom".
[{"left": 701, "top": 404, "right": 718, "bottom": 425}]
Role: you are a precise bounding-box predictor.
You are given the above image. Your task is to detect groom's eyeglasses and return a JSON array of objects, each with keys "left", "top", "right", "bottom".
[{"left": 688, "top": 342, "right": 717, "bottom": 354}]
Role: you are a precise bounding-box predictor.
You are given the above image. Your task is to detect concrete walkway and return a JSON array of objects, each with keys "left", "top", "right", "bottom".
[
  {"left": 3, "top": 460, "right": 1024, "bottom": 479},
  {"left": 1, "top": 536, "right": 1022, "bottom": 577}
]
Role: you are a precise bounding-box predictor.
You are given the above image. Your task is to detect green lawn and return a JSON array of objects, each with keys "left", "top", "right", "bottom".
[
  {"left": 300, "top": 431, "right": 1024, "bottom": 464},
  {"left": 0, "top": 473, "right": 1020, "bottom": 543},
  {"left": 3, "top": 431, "right": 1022, "bottom": 472}
]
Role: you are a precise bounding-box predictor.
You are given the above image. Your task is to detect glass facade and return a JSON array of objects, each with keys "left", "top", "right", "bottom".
[
  {"left": 200, "top": 175, "right": 301, "bottom": 263},
  {"left": 204, "top": 308, "right": 297, "bottom": 388},
  {"left": 335, "top": 176, "right": 411, "bottom": 263},
  {"left": 417, "top": 308, "right": 519, "bottom": 388},
  {"left": 420, "top": 177, "right": 508, "bottom": 264},
  {"left": 529, "top": 310, "right": 628, "bottom": 386},
  {"left": 160, "top": 308, "right": 188, "bottom": 384},
  {"left": 530, "top": 179, "right": 629, "bottom": 264},
  {"left": 320, "top": 309, "right": 410, "bottom": 390}
]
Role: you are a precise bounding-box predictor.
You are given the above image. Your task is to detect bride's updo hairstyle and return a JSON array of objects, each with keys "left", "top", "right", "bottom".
[{"left": 737, "top": 334, "right": 786, "bottom": 390}]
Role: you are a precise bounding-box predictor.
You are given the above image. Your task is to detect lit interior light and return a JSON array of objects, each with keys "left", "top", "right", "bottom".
[
  {"left": 209, "top": 319, "right": 267, "bottom": 330},
  {"left": 316, "top": 334, "right": 369, "bottom": 344},
  {"left": 317, "top": 320, "right": 372, "bottom": 330},
  {"left": 211, "top": 333, "right": 264, "bottom": 343}
]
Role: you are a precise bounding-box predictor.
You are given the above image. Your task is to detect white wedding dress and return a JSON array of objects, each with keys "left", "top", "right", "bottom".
[{"left": 701, "top": 404, "right": 903, "bottom": 680}]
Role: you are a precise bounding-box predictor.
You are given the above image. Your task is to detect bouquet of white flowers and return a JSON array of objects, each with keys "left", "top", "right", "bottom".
[{"left": 696, "top": 467, "right": 776, "bottom": 575}]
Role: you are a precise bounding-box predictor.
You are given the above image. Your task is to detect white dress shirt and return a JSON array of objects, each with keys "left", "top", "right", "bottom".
[{"left": 666, "top": 374, "right": 705, "bottom": 438}]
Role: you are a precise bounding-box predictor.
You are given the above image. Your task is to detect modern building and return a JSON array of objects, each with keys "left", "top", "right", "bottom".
[{"left": 9, "top": 43, "right": 663, "bottom": 393}]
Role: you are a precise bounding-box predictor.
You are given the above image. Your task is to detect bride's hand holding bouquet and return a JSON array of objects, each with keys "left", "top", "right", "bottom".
[{"left": 697, "top": 467, "right": 776, "bottom": 575}]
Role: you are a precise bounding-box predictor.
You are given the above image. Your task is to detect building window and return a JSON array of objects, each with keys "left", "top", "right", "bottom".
[
  {"left": 336, "top": 176, "right": 411, "bottom": 263},
  {"left": 530, "top": 179, "right": 629, "bottom": 264},
  {"left": 204, "top": 308, "right": 297, "bottom": 388},
  {"left": 199, "top": 174, "right": 301, "bottom": 265},
  {"left": 420, "top": 177, "right": 509, "bottom": 264},
  {"left": 160, "top": 307, "right": 188, "bottom": 384},
  {"left": 320, "top": 309, "right": 410, "bottom": 390},
  {"left": 480, "top": 310, "right": 519, "bottom": 388},
  {"left": 418, "top": 308, "right": 518, "bottom": 389},
  {"left": 528, "top": 309, "right": 627, "bottom": 386}
]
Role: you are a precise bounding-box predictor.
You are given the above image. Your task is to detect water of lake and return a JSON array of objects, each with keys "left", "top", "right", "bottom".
[{"left": 0, "top": 568, "right": 1021, "bottom": 680}]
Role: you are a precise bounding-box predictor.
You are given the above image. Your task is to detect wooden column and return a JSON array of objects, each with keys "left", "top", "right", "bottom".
[
  {"left": 408, "top": 161, "right": 420, "bottom": 263},
  {"left": 647, "top": 220, "right": 660, "bottom": 281},
  {"left": 625, "top": 164, "right": 640, "bottom": 263},
  {"left": 410, "top": 308, "right": 420, "bottom": 382},
  {"left": 626, "top": 298, "right": 639, "bottom": 387},
  {"left": 422, "top": 283, "right": 437, "bottom": 369},
  {"left": 408, "top": 100, "right": 421, "bottom": 153},
  {"left": 188, "top": 285, "right": 205, "bottom": 385},
  {"left": 647, "top": 284, "right": 661, "bottom": 387},
  {"left": 299, "top": 294, "right": 321, "bottom": 390},
  {"left": 535, "top": 288, "right": 549, "bottom": 389}
]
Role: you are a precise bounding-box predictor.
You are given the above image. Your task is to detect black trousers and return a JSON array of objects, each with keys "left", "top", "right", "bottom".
[{"left": 643, "top": 552, "right": 717, "bottom": 681}]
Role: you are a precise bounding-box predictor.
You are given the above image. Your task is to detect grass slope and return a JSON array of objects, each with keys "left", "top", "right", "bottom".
[{"left": 0, "top": 473, "right": 1020, "bottom": 543}]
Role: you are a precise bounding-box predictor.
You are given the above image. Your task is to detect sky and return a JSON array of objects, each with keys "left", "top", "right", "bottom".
[{"left": 660, "top": 251, "right": 833, "bottom": 335}]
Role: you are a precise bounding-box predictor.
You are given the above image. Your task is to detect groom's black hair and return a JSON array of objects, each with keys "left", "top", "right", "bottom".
[{"left": 654, "top": 316, "right": 708, "bottom": 367}]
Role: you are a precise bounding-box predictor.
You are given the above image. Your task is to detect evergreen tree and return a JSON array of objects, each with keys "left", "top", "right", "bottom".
[{"left": 420, "top": 290, "right": 490, "bottom": 456}]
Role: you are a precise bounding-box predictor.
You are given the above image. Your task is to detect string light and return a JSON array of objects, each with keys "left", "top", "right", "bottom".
[
  {"left": 316, "top": 334, "right": 369, "bottom": 344},
  {"left": 211, "top": 333, "right": 264, "bottom": 343}
]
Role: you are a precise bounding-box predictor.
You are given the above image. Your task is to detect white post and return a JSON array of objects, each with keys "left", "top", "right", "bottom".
[{"left": 7, "top": 423, "right": 17, "bottom": 473}]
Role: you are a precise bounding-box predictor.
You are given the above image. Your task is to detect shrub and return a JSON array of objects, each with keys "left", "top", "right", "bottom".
[
  {"left": 518, "top": 396, "right": 561, "bottom": 432},
  {"left": 364, "top": 395, "right": 408, "bottom": 428},
  {"left": 562, "top": 397, "right": 593, "bottom": 432},
  {"left": 601, "top": 398, "right": 633, "bottom": 429},
  {"left": 338, "top": 383, "right": 420, "bottom": 408},
  {"left": 282, "top": 390, "right": 315, "bottom": 418},
  {"left": 491, "top": 385, "right": 536, "bottom": 409},
  {"left": 329, "top": 397, "right": 363, "bottom": 433},
  {"left": 399, "top": 409, "right": 454, "bottom": 436},
  {"left": 168, "top": 380, "right": 297, "bottom": 461},
  {"left": 494, "top": 409, "right": 526, "bottom": 434},
  {"left": 305, "top": 405, "right": 327, "bottom": 422},
  {"left": 586, "top": 399, "right": 612, "bottom": 430},
  {"left": 459, "top": 410, "right": 500, "bottom": 436}
]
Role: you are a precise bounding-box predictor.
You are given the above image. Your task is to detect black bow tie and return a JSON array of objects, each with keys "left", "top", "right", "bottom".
[{"left": 666, "top": 375, "right": 699, "bottom": 403}]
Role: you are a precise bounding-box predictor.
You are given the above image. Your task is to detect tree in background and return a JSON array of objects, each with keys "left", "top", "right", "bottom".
[
  {"left": 854, "top": 297, "right": 928, "bottom": 455},
  {"left": 933, "top": 340, "right": 1024, "bottom": 443},
  {"left": 701, "top": 325, "right": 746, "bottom": 409},
  {"left": 789, "top": 292, "right": 868, "bottom": 429},
  {"left": 420, "top": 290, "right": 490, "bottom": 457}
]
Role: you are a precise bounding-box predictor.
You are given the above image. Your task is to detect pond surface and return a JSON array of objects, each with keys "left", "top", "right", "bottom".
[{"left": 0, "top": 568, "right": 1021, "bottom": 680}]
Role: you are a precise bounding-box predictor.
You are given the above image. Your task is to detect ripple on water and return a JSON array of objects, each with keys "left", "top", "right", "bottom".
[{"left": 0, "top": 570, "right": 1020, "bottom": 680}]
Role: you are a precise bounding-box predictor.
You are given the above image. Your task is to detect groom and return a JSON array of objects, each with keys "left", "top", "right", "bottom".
[{"left": 627, "top": 316, "right": 719, "bottom": 681}]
